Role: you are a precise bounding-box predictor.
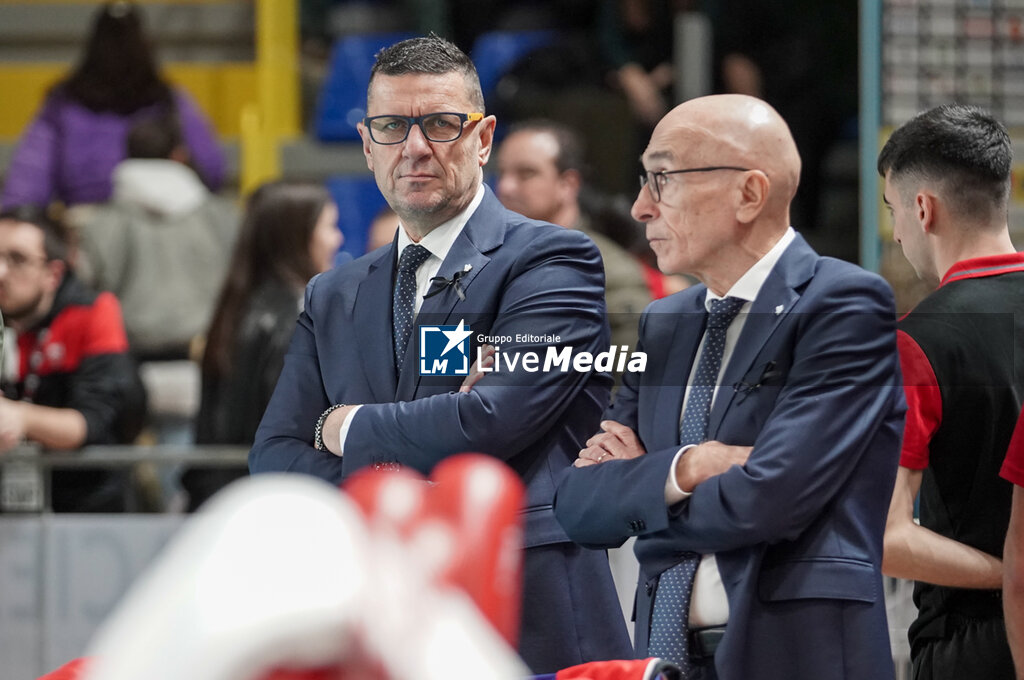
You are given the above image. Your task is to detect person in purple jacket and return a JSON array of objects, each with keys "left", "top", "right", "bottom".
[{"left": 0, "top": 1, "right": 225, "bottom": 209}]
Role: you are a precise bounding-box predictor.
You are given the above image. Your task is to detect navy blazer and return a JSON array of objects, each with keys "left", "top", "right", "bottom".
[
  {"left": 555, "top": 235, "right": 906, "bottom": 680},
  {"left": 250, "top": 187, "right": 631, "bottom": 672}
]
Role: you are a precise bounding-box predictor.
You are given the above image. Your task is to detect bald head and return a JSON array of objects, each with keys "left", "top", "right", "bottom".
[
  {"left": 653, "top": 95, "right": 801, "bottom": 223},
  {"left": 634, "top": 95, "right": 803, "bottom": 291}
]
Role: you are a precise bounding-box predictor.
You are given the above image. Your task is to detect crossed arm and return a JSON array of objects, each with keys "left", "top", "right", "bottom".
[
  {"left": 250, "top": 227, "right": 609, "bottom": 480},
  {"left": 557, "top": 272, "right": 905, "bottom": 557},
  {"left": 575, "top": 419, "right": 751, "bottom": 500}
]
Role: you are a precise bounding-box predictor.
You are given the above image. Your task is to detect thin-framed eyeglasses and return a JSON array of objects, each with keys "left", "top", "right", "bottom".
[
  {"left": 363, "top": 112, "right": 484, "bottom": 145},
  {"left": 0, "top": 250, "right": 47, "bottom": 272},
  {"left": 640, "top": 166, "right": 750, "bottom": 203}
]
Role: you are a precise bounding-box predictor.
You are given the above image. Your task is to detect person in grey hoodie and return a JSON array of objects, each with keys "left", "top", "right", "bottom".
[{"left": 76, "top": 113, "right": 238, "bottom": 361}]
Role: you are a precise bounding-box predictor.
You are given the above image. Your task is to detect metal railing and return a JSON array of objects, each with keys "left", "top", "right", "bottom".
[{"left": 0, "top": 443, "right": 249, "bottom": 513}]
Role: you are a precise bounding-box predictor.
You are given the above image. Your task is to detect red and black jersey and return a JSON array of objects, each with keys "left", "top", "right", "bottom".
[
  {"left": 898, "top": 252, "right": 1024, "bottom": 643},
  {"left": 3, "top": 274, "right": 146, "bottom": 511},
  {"left": 1001, "top": 411, "right": 1024, "bottom": 485},
  {"left": 8, "top": 273, "right": 145, "bottom": 445}
]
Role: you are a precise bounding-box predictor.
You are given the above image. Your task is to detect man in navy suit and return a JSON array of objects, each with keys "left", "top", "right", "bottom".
[
  {"left": 554, "top": 95, "right": 906, "bottom": 679},
  {"left": 248, "top": 36, "right": 631, "bottom": 673}
]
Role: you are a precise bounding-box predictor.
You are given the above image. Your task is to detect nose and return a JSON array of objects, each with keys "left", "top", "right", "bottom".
[
  {"left": 631, "top": 185, "right": 657, "bottom": 223},
  {"left": 402, "top": 121, "right": 432, "bottom": 160}
]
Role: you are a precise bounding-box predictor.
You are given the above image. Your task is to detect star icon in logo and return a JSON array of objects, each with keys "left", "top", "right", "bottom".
[{"left": 440, "top": 319, "right": 473, "bottom": 357}]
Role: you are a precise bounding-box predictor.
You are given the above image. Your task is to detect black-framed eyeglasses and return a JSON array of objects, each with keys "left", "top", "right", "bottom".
[
  {"left": 640, "top": 166, "right": 750, "bottom": 203},
  {"left": 362, "top": 112, "right": 484, "bottom": 145}
]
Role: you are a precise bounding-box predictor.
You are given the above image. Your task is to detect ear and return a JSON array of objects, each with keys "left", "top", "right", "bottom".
[
  {"left": 476, "top": 115, "right": 497, "bottom": 167},
  {"left": 357, "top": 121, "right": 374, "bottom": 172},
  {"left": 43, "top": 259, "right": 66, "bottom": 293},
  {"left": 560, "top": 168, "right": 582, "bottom": 195},
  {"left": 735, "top": 170, "right": 770, "bottom": 223},
  {"left": 916, "top": 191, "right": 938, "bottom": 234}
]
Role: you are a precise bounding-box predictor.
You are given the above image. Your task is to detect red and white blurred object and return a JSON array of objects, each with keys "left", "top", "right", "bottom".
[
  {"left": 58, "top": 455, "right": 527, "bottom": 680},
  {"left": 344, "top": 454, "right": 524, "bottom": 645},
  {"left": 540, "top": 658, "right": 682, "bottom": 680}
]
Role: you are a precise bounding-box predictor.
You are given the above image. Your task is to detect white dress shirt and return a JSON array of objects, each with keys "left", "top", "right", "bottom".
[
  {"left": 664, "top": 226, "right": 796, "bottom": 626},
  {"left": 336, "top": 184, "right": 486, "bottom": 453}
]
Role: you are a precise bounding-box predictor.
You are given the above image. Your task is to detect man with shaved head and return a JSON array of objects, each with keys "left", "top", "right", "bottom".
[{"left": 555, "top": 95, "right": 905, "bottom": 679}]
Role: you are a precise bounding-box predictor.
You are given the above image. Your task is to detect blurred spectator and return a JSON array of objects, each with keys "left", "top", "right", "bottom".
[
  {"left": 367, "top": 205, "right": 401, "bottom": 252},
  {"left": 495, "top": 119, "right": 651, "bottom": 353},
  {"left": 182, "top": 181, "right": 341, "bottom": 511},
  {"left": 0, "top": 1, "right": 225, "bottom": 209},
  {"left": 76, "top": 114, "right": 238, "bottom": 361},
  {"left": 715, "top": 0, "right": 858, "bottom": 231},
  {"left": 0, "top": 205, "right": 146, "bottom": 512},
  {"left": 597, "top": 0, "right": 680, "bottom": 129}
]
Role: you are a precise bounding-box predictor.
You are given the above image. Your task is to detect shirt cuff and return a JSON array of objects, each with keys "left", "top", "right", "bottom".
[
  {"left": 665, "top": 445, "right": 696, "bottom": 504},
  {"left": 337, "top": 405, "right": 363, "bottom": 456}
]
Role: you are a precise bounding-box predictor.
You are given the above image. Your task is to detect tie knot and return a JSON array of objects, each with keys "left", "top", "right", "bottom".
[
  {"left": 398, "top": 244, "right": 431, "bottom": 273},
  {"left": 707, "top": 296, "right": 744, "bottom": 329}
]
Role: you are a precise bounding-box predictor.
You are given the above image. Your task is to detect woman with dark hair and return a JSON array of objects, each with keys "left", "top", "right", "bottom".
[
  {"left": 1, "top": 1, "right": 225, "bottom": 208},
  {"left": 182, "top": 180, "right": 341, "bottom": 510}
]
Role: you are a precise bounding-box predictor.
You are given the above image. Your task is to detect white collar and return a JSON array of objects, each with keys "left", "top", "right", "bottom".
[
  {"left": 395, "top": 184, "right": 485, "bottom": 263},
  {"left": 704, "top": 227, "right": 796, "bottom": 309}
]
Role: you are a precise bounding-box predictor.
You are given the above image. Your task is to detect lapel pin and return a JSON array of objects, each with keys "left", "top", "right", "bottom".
[
  {"left": 774, "top": 304, "right": 784, "bottom": 315},
  {"left": 425, "top": 264, "right": 472, "bottom": 301}
]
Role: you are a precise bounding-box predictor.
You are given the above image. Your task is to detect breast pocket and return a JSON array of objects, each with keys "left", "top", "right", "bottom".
[{"left": 716, "top": 359, "right": 788, "bottom": 440}]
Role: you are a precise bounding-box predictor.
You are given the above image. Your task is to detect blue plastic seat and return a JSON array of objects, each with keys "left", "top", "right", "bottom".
[
  {"left": 470, "top": 29, "right": 558, "bottom": 101},
  {"left": 325, "top": 174, "right": 390, "bottom": 259},
  {"left": 315, "top": 31, "right": 416, "bottom": 142}
]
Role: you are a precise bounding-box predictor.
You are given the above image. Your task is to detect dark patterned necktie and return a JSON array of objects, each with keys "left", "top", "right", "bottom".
[
  {"left": 392, "top": 244, "right": 431, "bottom": 372},
  {"left": 648, "top": 295, "right": 745, "bottom": 672}
]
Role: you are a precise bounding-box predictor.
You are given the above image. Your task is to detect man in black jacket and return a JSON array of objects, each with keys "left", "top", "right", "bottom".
[{"left": 0, "top": 206, "right": 146, "bottom": 511}]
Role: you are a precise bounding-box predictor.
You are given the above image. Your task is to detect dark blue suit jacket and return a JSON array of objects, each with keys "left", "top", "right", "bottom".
[
  {"left": 555, "top": 235, "right": 906, "bottom": 680},
  {"left": 250, "top": 187, "right": 631, "bottom": 672}
]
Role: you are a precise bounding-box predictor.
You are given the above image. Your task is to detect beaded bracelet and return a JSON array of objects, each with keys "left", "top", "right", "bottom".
[{"left": 314, "top": 403, "right": 347, "bottom": 451}]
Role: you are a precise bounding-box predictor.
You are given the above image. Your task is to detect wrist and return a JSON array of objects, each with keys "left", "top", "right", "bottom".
[
  {"left": 314, "top": 404, "right": 346, "bottom": 452},
  {"left": 674, "top": 443, "right": 700, "bottom": 493}
]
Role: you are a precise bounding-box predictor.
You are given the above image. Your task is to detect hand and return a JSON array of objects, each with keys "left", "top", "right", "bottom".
[
  {"left": 674, "top": 441, "right": 752, "bottom": 492},
  {"left": 618, "top": 63, "right": 669, "bottom": 127},
  {"left": 0, "top": 396, "right": 26, "bottom": 453},
  {"left": 460, "top": 344, "right": 495, "bottom": 393},
  {"left": 320, "top": 404, "right": 360, "bottom": 456},
  {"left": 574, "top": 420, "right": 646, "bottom": 467},
  {"left": 721, "top": 53, "right": 763, "bottom": 97}
]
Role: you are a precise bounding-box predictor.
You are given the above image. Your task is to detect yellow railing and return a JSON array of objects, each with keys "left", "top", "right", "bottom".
[{"left": 0, "top": 0, "right": 300, "bottom": 194}]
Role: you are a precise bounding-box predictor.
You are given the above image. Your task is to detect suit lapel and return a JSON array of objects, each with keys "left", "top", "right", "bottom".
[
  {"left": 708, "top": 234, "right": 817, "bottom": 437},
  {"left": 395, "top": 187, "right": 505, "bottom": 399},
  {"left": 354, "top": 245, "right": 399, "bottom": 401}
]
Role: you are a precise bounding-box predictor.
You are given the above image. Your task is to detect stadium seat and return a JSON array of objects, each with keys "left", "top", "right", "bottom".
[
  {"left": 470, "top": 29, "right": 557, "bottom": 101},
  {"left": 314, "top": 31, "right": 415, "bottom": 142},
  {"left": 325, "top": 174, "right": 389, "bottom": 259}
]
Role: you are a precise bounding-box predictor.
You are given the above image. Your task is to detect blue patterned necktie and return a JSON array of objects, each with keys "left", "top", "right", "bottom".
[
  {"left": 648, "top": 295, "right": 745, "bottom": 672},
  {"left": 393, "top": 244, "right": 431, "bottom": 372}
]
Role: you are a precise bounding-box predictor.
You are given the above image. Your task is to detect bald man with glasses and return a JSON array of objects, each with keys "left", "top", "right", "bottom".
[{"left": 554, "top": 95, "right": 906, "bottom": 679}]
